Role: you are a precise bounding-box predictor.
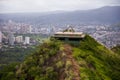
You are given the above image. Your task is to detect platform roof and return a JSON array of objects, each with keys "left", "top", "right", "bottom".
[
  {"left": 54, "top": 32, "right": 85, "bottom": 38},
  {"left": 53, "top": 26, "right": 86, "bottom": 38}
]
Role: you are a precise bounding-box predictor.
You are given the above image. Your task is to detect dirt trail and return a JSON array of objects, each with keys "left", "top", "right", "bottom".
[{"left": 63, "top": 44, "right": 80, "bottom": 80}]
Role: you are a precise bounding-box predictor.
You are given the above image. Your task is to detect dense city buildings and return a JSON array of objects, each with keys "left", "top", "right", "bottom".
[
  {"left": 0, "top": 20, "right": 120, "bottom": 48},
  {"left": 0, "top": 31, "right": 34, "bottom": 48},
  {"left": 0, "top": 31, "right": 2, "bottom": 43}
]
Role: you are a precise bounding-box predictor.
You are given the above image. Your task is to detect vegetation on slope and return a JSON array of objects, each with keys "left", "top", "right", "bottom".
[
  {"left": 0, "top": 46, "right": 35, "bottom": 68},
  {"left": 73, "top": 35, "right": 120, "bottom": 80},
  {"left": 0, "top": 35, "right": 120, "bottom": 80},
  {"left": 111, "top": 45, "right": 120, "bottom": 55}
]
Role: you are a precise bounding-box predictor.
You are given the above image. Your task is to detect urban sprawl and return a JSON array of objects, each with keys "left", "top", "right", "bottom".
[{"left": 0, "top": 20, "right": 120, "bottom": 48}]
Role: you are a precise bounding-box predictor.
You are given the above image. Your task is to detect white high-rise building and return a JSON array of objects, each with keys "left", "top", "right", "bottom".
[
  {"left": 0, "top": 31, "right": 2, "bottom": 43},
  {"left": 8, "top": 32, "right": 15, "bottom": 45},
  {"left": 25, "top": 37, "right": 30, "bottom": 44},
  {"left": 28, "top": 25, "right": 32, "bottom": 33},
  {"left": 15, "top": 36, "right": 23, "bottom": 43}
]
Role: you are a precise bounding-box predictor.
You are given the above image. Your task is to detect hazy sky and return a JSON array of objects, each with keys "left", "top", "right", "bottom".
[{"left": 0, "top": 0, "right": 120, "bottom": 13}]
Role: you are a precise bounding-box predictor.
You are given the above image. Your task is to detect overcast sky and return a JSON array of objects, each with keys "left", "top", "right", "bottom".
[{"left": 0, "top": 0, "right": 120, "bottom": 13}]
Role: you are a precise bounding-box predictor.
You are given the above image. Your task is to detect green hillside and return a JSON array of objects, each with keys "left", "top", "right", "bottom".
[
  {"left": 0, "top": 35, "right": 120, "bottom": 80},
  {"left": 0, "top": 46, "right": 35, "bottom": 68},
  {"left": 111, "top": 45, "right": 120, "bottom": 55}
]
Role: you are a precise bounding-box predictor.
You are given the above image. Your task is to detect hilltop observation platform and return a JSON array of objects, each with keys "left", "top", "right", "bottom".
[{"left": 52, "top": 26, "right": 86, "bottom": 42}]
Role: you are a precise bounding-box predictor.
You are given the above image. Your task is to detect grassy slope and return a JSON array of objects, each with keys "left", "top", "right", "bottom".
[
  {"left": 111, "top": 45, "right": 120, "bottom": 55},
  {"left": 73, "top": 35, "right": 120, "bottom": 80},
  {"left": 0, "top": 35, "right": 120, "bottom": 80}
]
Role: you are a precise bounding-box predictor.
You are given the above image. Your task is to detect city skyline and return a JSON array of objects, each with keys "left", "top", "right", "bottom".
[{"left": 0, "top": 0, "right": 120, "bottom": 13}]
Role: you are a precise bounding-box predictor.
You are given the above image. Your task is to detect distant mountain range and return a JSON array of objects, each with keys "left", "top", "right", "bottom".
[{"left": 0, "top": 6, "right": 120, "bottom": 24}]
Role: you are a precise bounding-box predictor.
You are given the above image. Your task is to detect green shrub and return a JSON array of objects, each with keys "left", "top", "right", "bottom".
[{"left": 56, "top": 61, "right": 63, "bottom": 68}]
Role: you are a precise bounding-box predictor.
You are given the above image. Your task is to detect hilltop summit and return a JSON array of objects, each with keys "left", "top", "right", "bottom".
[{"left": 0, "top": 35, "right": 120, "bottom": 80}]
